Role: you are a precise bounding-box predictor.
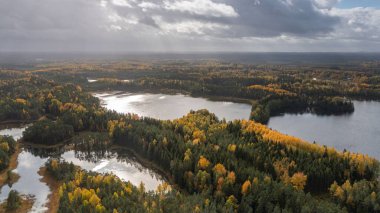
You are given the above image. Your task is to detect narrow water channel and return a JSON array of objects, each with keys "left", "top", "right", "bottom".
[{"left": 0, "top": 125, "right": 164, "bottom": 212}]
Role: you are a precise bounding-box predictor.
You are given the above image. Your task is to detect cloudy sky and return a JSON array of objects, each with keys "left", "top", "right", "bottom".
[{"left": 0, "top": 0, "right": 379, "bottom": 52}]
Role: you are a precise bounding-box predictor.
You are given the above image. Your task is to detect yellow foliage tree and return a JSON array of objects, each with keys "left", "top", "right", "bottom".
[
  {"left": 334, "top": 186, "right": 345, "bottom": 201},
  {"left": 217, "top": 177, "right": 224, "bottom": 191},
  {"left": 89, "top": 194, "right": 101, "bottom": 207},
  {"left": 213, "top": 163, "right": 227, "bottom": 176},
  {"left": 273, "top": 158, "right": 296, "bottom": 185},
  {"left": 227, "top": 144, "right": 236, "bottom": 153},
  {"left": 225, "top": 195, "right": 238, "bottom": 210},
  {"left": 15, "top": 98, "right": 27, "bottom": 105},
  {"left": 51, "top": 159, "right": 59, "bottom": 170},
  {"left": 290, "top": 172, "right": 307, "bottom": 191},
  {"left": 192, "top": 130, "right": 206, "bottom": 145},
  {"left": 183, "top": 148, "right": 192, "bottom": 162},
  {"left": 241, "top": 180, "right": 251, "bottom": 196},
  {"left": 227, "top": 171, "right": 236, "bottom": 184},
  {"left": 240, "top": 119, "right": 378, "bottom": 174},
  {"left": 342, "top": 180, "right": 352, "bottom": 192},
  {"left": 95, "top": 204, "right": 106, "bottom": 213},
  {"left": 198, "top": 156, "right": 210, "bottom": 170},
  {"left": 0, "top": 143, "right": 9, "bottom": 153}
]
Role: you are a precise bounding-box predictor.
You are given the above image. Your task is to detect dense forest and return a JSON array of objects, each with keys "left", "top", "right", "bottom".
[
  {"left": 24, "top": 60, "right": 380, "bottom": 124},
  {"left": 0, "top": 60, "right": 380, "bottom": 212}
]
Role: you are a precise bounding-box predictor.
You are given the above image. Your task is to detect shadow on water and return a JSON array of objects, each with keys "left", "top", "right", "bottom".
[
  {"left": 22, "top": 144, "right": 165, "bottom": 191},
  {"left": 0, "top": 125, "right": 164, "bottom": 212}
]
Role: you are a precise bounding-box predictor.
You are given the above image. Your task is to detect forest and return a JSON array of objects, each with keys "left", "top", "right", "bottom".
[
  {"left": 0, "top": 60, "right": 380, "bottom": 212},
  {"left": 24, "top": 60, "right": 380, "bottom": 124},
  {"left": 0, "top": 135, "right": 16, "bottom": 171}
]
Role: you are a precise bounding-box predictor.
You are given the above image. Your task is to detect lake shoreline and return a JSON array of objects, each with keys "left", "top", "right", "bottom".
[
  {"left": 0, "top": 143, "right": 21, "bottom": 190},
  {"left": 91, "top": 89, "right": 254, "bottom": 105},
  {"left": 111, "top": 145, "right": 175, "bottom": 188},
  {"left": 93, "top": 91, "right": 252, "bottom": 121},
  {"left": 21, "top": 137, "right": 174, "bottom": 191},
  {"left": 267, "top": 100, "right": 380, "bottom": 160},
  {"left": 0, "top": 120, "right": 34, "bottom": 126},
  {"left": 0, "top": 194, "right": 34, "bottom": 213},
  {"left": 38, "top": 167, "right": 60, "bottom": 213}
]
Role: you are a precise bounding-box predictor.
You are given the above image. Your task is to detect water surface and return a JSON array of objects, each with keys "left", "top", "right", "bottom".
[
  {"left": 0, "top": 151, "right": 49, "bottom": 212},
  {"left": 267, "top": 101, "right": 380, "bottom": 159},
  {"left": 0, "top": 125, "right": 27, "bottom": 141},
  {"left": 0, "top": 126, "right": 164, "bottom": 212},
  {"left": 95, "top": 92, "right": 251, "bottom": 121},
  {"left": 60, "top": 150, "right": 163, "bottom": 191},
  {"left": 0, "top": 125, "right": 49, "bottom": 212}
]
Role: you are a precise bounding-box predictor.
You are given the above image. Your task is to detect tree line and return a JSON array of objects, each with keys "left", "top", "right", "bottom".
[{"left": 1, "top": 67, "right": 379, "bottom": 212}]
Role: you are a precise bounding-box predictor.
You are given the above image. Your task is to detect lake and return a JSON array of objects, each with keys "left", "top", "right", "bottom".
[
  {"left": 2, "top": 94, "right": 379, "bottom": 212},
  {"left": 267, "top": 101, "right": 380, "bottom": 160},
  {"left": 96, "top": 93, "right": 380, "bottom": 160},
  {"left": 94, "top": 92, "right": 252, "bottom": 121},
  {"left": 0, "top": 126, "right": 164, "bottom": 212}
]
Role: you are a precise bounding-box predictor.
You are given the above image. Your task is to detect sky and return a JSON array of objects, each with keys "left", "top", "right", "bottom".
[
  {"left": 338, "top": 0, "right": 380, "bottom": 8},
  {"left": 0, "top": 0, "right": 379, "bottom": 52}
]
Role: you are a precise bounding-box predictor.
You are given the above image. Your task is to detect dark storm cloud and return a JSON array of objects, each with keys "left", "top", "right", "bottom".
[
  {"left": 103, "top": 0, "right": 340, "bottom": 37},
  {"left": 221, "top": 0, "right": 340, "bottom": 37},
  {"left": 0, "top": 0, "right": 379, "bottom": 52}
]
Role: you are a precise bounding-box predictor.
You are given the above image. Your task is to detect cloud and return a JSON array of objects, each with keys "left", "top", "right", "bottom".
[
  {"left": 111, "top": 0, "right": 133, "bottom": 7},
  {"left": 214, "top": 0, "right": 340, "bottom": 37},
  {"left": 0, "top": 0, "right": 379, "bottom": 52},
  {"left": 313, "top": 0, "right": 341, "bottom": 9},
  {"left": 138, "top": 2, "right": 160, "bottom": 12},
  {"left": 153, "top": 16, "right": 229, "bottom": 35},
  {"left": 327, "top": 7, "right": 380, "bottom": 41},
  {"left": 104, "top": 0, "right": 340, "bottom": 37},
  {"left": 163, "top": 0, "right": 238, "bottom": 18}
]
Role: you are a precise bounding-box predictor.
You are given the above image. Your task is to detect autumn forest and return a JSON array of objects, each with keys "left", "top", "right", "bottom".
[{"left": 0, "top": 59, "right": 380, "bottom": 212}]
